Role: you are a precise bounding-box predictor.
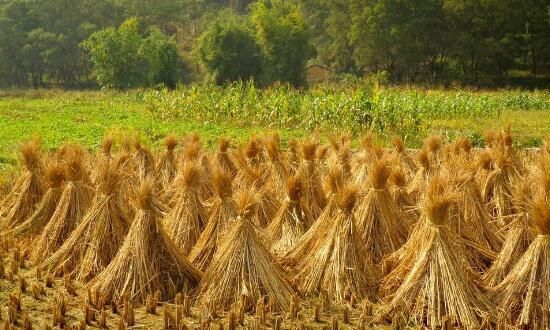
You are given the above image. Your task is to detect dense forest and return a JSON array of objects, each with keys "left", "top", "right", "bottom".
[{"left": 0, "top": 0, "right": 549, "bottom": 88}]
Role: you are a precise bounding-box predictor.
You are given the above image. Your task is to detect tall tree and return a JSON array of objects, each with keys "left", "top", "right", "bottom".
[{"left": 250, "top": 0, "right": 315, "bottom": 86}]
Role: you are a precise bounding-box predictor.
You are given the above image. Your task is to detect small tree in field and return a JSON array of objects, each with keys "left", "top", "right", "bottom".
[
  {"left": 140, "top": 27, "right": 187, "bottom": 88},
  {"left": 250, "top": 0, "right": 315, "bottom": 87},
  {"left": 195, "top": 12, "right": 262, "bottom": 85},
  {"left": 82, "top": 18, "right": 186, "bottom": 89},
  {"left": 81, "top": 18, "right": 145, "bottom": 89}
]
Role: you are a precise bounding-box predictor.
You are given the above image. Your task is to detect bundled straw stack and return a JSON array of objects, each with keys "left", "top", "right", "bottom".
[
  {"left": 31, "top": 145, "right": 94, "bottom": 264},
  {"left": 196, "top": 190, "right": 295, "bottom": 312},
  {"left": 5, "top": 161, "right": 65, "bottom": 238},
  {"left": 90, "top": 181, "right": 202, "bottom": 303},
  {"left": 0, "top": 140, "right": 45, "bottom": 230},
  {"left": 156, "top": 134, "right": 179, "bottom": 191},
  {"left": 354, "top": 158, "right": 409, "bottom": 263},
  {"left": 377, "top": 180, "right": 494, "bottom": 328},
  {"left": 489, "top": 197, "right": 550, "bottom": 328},
  {"left": 264, "top": 175, "right": 314, "bottom": 256},
  {"left": 290, "top": 185, "right": 379, "bottom": 302},
  {"left": 41, "top": 159, "right": 131, "bottom": 281},
  {"left": 483, "top": 181, "right": 535, "bottom": 287},
  {"left": 165, "top": 161, "right": 208, "bottom": 255},
  {"left": 189, "top": 167, "right": 237, "bottom": 271}
]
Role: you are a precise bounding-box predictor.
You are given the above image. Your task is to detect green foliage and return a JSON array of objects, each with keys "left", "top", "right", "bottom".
[
  {"left": 0, "top": 0, "right": 549, "bottom": 88},
  {"left": 195, "top": 13, "right": 262, "bottom": 84},
  {"left": 82, "top": 18, "right": 145, "bottom": 89},
  {"left": 82, "top": 18, "right": 186, "bottom": 89},
  {"left": 140, "top": 27, "right": 187, "bottom": 88},
  {"left": 250, "top": 0, "right": 315, "bottom": 86},
  {"left": 138, "top": 82, "right": 550, "bottom": 143}
]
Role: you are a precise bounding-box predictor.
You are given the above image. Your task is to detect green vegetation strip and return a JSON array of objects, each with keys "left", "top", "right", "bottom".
[{"left": 0, "top": 85, "right": 549, "bottom": 170}]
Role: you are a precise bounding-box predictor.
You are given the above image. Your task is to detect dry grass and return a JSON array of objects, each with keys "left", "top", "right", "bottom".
[
  {"left": 196, "top": 190, "right": 295, "bottom": 313},
  {"left": 189, "top": 166, "right": 237, "bottom": 271},
  {"left": 31, "top": 145, "right": 94, "bottom": 264},
  {"left": 89, "top": 181, "right": 202, "bottom": 304},
  {"left": 165, "top": 161, "right": 208, "bottom": 255},
  {"left": 489, "top": 198, "right": 550, "bottom": 328},
  {"left": 0, "top": 140, "right": 45, "bottom": 230},
  {"left": 290, "top": 185, "right": 379, "bottom": 302},
  {"left": 376, "top": 187, "right": 494, "bottom": 328},
  {"left": 4, "top": 161, "right": 65, "bottom": 238},
  {"left": 41, "top": 160, "right": 131, "bottom": 282}
]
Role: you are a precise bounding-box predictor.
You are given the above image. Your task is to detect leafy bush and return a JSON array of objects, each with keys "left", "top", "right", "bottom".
[
  {"left": 250, "top": 0, "right": 315, "bottom": 87},
  {"left": 195, "top": 13, "right": 262, "bottom": 85},
  {"left": 82, "top": 18, "right": 186, "bottom": 89}
]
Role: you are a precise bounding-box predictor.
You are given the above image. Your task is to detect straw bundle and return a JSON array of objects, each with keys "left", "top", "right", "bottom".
[
  {"left": 165, "top": 162, "right": 208, "bottom": 255},
  {"left": 474, "top": 150, "right": 493, "bottom": 187},
  {"left": 41, "top": 160, "right": 131, "bottom": 281},
  {"left": 196, "top": 190, "right": 295, "bottom": 312},
  {"left": 290, "top": 186, "right": 379, "bottom": 302},
  {"left": 391, "top": 136, "right": 416, "bottom": 175},
  {"left": 133, "top": 138, "right": 156, "bottom": 182},
  {"left": 0, "top": 140, "right": 45, "bottom": 230},
  {"left": 482, "top": 146, "right": 520, "bottom": 222},
  {"left": 213, "top": 137, "right": 236, "bottom": 176},
  {"left": 327, "top": 133, "right": 352, "bottom": 177},
  {"left": 5, "top": 161, "right": 65, "bottom": 238},
  {"left": 354, "top": 159, "right": 409, "bottom": 263},
  {"left": 232, "top": 157, "right": 279, "bottom": 227},
  {"left": 407, "top": 149, "right": 432, "bottom": 200},
  {"left": 488, "top": 198, "right": 550, "bottom": 328},
  {"left": 483, "top": 181, "right": 535, "bottom": 287},
  {"left": 389, "top": 167, "right": 418, "bottom": 222},
  {"left": 454, "top": 170, "right": 503, "bottom": 261},
  {"left": 296, "top": 140, "right": 327, "bottom": 219},
  {"left": 89, "top": 181, "right": 202, "bottom": 303},
  {"left": 350, "top": 134, "right": 382, "bottom": 186},
  {"left": 264, "top": 176, "right": 314, "bottom": 256},
  {"left": 423, "top": 135, "right": 443, "bottom": 169},
  {"left": 101, "top": 135, "right": 114, "bottom": 159},
  {"left": 189, "top": 167, "right": 237, "bottom": 271},
  {"left": 156, "top": 134, "right": 179, "bottom": 190},
  {"left": 376, "top": 190, "right": 493, "bottom": 328},
  {"left": 263, "top": 133, "right": 290, "bottom": 199},
  {"left": 287, "top": 138, "right": 300, "bottom": 173},
  {"left": 31, "top": 146, "right": 94, "bottom": 264}
]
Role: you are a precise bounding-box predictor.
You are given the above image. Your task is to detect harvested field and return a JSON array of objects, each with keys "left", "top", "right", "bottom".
[{"left": 0, "top": 130, "right": 549, "bottom": 329}]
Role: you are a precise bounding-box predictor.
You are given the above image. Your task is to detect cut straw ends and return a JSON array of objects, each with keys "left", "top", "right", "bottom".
[
  {"left": 44, "top": 162, "right": 66, "bottom": 189},
  {"left": 391, "top": 136, "right": 405, "bottom": 153},
  {"left": 136, "top": 181, "right": 154, "bottom": 211},
  {"left": 164, "top": 134, "right": 179, "bottom": 151},
  {"left": 218, "top": 138, "right": 230, "bottom": 153},
  {"left": 336, "top": 186, "right": 358, "bottom": 213},
  {"left": 369, "top": 160, "right": 391, "bottom": 189},
  {"left": 212, "top": 167, "right": 233, "bottom": 198},
  {"left": 532, "top": 198, "right": 550, "bottom": 235},
  {"left": 20, "top": 139, "right": 42, "bottom": 171},
  {"left": 286, "top": 176, "right": 303, "bottom": 201}
]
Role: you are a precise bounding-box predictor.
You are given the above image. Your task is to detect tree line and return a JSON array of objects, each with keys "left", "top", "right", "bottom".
[{"left": 0, "top": 0, "right": 548, "bottom": 89}]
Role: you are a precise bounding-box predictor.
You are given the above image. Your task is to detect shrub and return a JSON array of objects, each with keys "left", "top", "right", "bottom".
[{"left": 195, "top": 13, "right": 262, "bottom": 85}]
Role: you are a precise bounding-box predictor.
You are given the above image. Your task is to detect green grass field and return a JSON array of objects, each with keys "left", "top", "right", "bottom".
[{"left": 1, "top": 86, "right": 549, "bottom": 173}]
